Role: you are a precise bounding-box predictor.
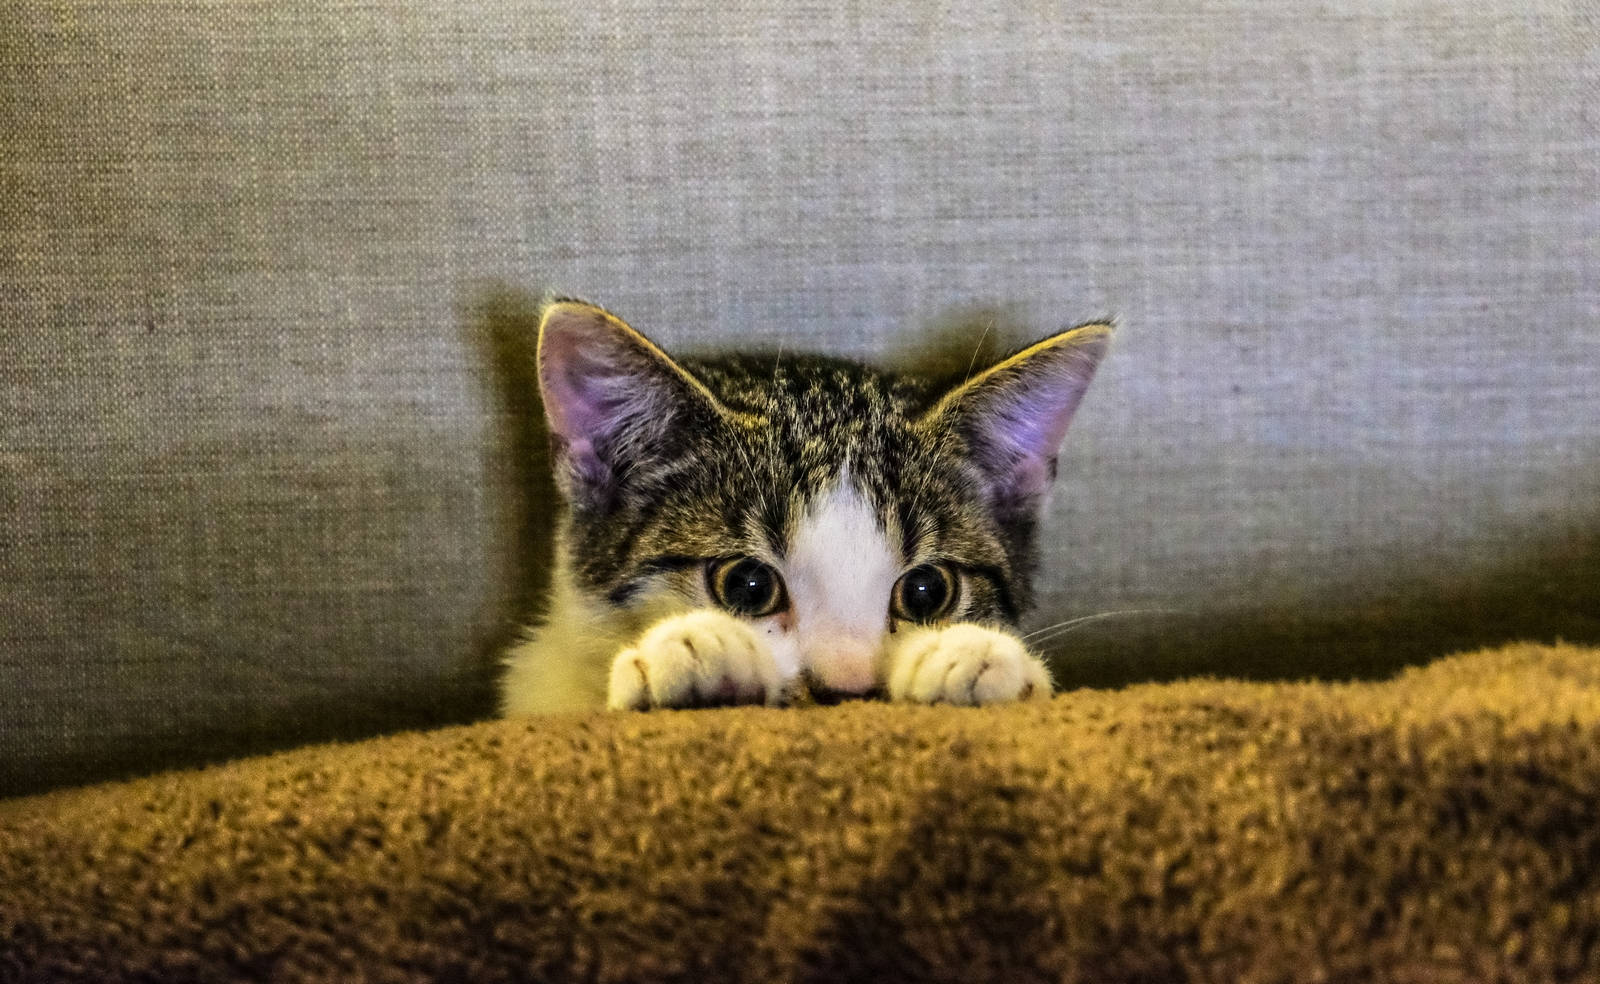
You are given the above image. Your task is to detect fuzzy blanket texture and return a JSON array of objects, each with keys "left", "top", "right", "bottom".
[{"left": 3, "top": 641, "right": 1599, "bottom": 983}]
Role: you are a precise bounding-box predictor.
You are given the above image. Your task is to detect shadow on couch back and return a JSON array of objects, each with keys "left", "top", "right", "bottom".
[
  {"left": 1047, "top": 521, "right": 1600, "bottom": 691},
  {"left": 5, "top": 290, "right": 1595, "bottom": 802}
]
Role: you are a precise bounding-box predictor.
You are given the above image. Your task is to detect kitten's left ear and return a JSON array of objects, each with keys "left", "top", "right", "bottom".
[
  {"left": 923, "top": 323, "right": 1113, "bottom": 511},
  {"left": 537, "top": 299, "right": 729, "bottom": 505}
]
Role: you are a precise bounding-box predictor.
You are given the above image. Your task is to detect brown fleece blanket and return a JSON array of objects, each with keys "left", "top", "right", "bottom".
[{"left": 3, "top": 641, "right": 1599, "bottom": 983}]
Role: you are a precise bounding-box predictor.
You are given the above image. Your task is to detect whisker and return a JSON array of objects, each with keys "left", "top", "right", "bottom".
[
  {"left": 1022, "top": 608, "right": 1193, "bottom": 646},
  {"left": 730, "top": 431, "right": 761, "bottom": 488},
  {"left": 962, "top": 320, "right": 993, "bottom": 383}
]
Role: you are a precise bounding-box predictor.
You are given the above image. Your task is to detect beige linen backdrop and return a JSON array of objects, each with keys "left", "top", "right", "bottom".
[{"left": 2, "top": 1, "right": 1597, "bottom": 795}]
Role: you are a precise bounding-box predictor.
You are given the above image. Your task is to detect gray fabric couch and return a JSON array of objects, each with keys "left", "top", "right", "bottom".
[{"left": 4, "top": 0, "right": 1597, "bottom": 798}]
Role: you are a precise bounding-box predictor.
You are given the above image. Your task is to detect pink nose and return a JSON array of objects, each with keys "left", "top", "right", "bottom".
[{"left": 808, "top": 640, "right": 877, "bottom": 694}]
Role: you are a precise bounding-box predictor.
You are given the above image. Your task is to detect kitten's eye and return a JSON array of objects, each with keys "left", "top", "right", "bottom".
[
  {"left": 892, "top": 563, "right": 957, "bottom": 623},
  {"left": 707, "top": 557, "right": 787, "bottom": 617}
]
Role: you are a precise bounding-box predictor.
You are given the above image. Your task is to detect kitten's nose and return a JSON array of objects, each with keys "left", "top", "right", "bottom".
[{"left": 807, "top": 639, "right": 878, "bottom": 695}]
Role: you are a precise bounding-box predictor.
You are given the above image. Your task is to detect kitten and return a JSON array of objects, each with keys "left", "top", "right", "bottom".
[{"left": 499, "top": 299, "right": 1111, "bottom": 714}]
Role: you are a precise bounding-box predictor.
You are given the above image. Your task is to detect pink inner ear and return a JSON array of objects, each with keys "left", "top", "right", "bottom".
[
  {"left": 534, "top": 307, "right": 660, "bottom": 500},
  {"left": 977, "top": 396, "right": 1068, "bottom": 503},
  {"left": 537, "top": 309, "right": 640, "bottom": 451},
  {"left": 542, "top": 345, "right": 628, "bottom": 447},
  {"left": 960, "top": 338, "right": 1109, "bottom": 506},
  {"left": 536, "top": 303, "right": 704, "bottom": 501},
  {"left": 987, "top": 392, "right": 1072, "bottom": 464}
]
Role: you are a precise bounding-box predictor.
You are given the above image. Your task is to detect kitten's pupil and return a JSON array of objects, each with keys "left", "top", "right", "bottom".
[
  {"left": 709, "top": 557, "right": 785, "bottom": 617},
  {"left": 894, "top": 563, "right": 955, "bottom": 623}
]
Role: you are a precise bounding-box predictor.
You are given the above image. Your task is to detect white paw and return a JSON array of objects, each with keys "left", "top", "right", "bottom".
[
  {"left": 887, "top": 623, "right": 1053, "bottom": 706},
  {"left": 607, "top": 610, "right": 784, "bottom": 711}
]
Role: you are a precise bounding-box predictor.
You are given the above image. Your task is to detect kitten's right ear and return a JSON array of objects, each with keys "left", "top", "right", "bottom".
[
  {"left": 537, "top": 300, "right": 720, "bottom": 504},
  {"left": 922, "top": 323, "right": 1112, "bottom": 514}
]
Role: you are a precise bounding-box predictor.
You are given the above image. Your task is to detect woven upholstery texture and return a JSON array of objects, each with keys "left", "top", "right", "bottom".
[{"left": 3, "top": 1, "right": 1598, "bottom": 795}]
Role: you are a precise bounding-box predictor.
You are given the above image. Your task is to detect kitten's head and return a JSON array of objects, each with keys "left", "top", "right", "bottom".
[{"left": 537, "top": 299, "right": 1110, "bottom": 695}]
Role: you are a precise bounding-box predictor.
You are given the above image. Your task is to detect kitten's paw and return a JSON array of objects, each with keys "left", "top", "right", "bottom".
[
  {"left": 608, "top": 610, "right": 783, "bottom": 711},
  {"left": 887, "top": 623, "right": 1053, "bottom": 706}
]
